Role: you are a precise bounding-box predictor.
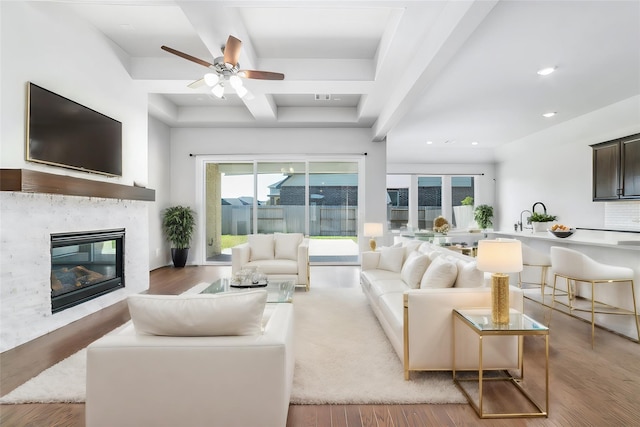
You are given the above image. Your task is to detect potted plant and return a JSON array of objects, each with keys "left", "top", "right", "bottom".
[
  {"left": 474, "top": 204, "right": 494, "bottom": 230},
  {"left": 454, "top": 196, "right": 474, "bottom": 229},
  {"left": 162, "top": 205, "right": 196, "bottom": 268},
  {"left": 461, "top": 196, "right": 474, "bottom": 206},
  {"left": 529, "top": 212, "right": 558, "bottom": 232}
]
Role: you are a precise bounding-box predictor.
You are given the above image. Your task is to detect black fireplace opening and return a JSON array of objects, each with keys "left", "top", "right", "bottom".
[{"left": 51, "top": 229, "right": 125, "bottom": 313}]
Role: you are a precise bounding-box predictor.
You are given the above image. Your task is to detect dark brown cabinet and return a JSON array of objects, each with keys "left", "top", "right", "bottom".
[{"left": 591, "top": 133, "right": 640, "bottom": 201}]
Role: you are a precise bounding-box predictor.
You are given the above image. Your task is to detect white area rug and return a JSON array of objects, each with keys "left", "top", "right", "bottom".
[
  {"left": 1, "top": 287, "right": 464, "bottom": 405},
  {"left": 290, "top": 288, "right": 464, "bottom": 404}
]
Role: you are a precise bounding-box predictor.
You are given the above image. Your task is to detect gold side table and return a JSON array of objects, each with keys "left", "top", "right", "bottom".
[{"left": 452, "top": 308, "right": 549, "bottom": 418}]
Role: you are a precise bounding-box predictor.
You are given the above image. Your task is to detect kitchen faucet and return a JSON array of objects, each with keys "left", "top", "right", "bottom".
[
  {"left": 532, "top": 202, "right": 547, "bottom": 215},
  {"left": 519, "top": 209, "right": 533, "bottom": 231}
]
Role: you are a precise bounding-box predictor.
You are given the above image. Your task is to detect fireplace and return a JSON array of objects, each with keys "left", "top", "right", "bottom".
[{"left": 51, "top": 229, "right": 125, "bottom": 313}]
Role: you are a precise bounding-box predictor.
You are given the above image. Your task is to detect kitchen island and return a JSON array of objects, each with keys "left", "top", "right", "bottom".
[{"left": 493, "top": 229, "right": 640, "bottom": 342}]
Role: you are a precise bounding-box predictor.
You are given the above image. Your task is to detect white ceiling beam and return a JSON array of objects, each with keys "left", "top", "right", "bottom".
[
  {"left": 148, "top": 92, "right": 179, "bottom": 124},
  {"left": 370, "top": 0, "right": 499, "bottom": 142},
  {"left": 243, "top": 93, "right": 278, "bottom": 121}
]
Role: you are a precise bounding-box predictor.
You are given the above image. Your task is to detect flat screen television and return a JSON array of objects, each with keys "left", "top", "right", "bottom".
[{"left": 26, "top": 82, "right": 122, "bottom": 177}]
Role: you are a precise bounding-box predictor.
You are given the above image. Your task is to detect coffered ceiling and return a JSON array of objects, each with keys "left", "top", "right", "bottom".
[{"left": 44, "top": 1, "right": 639, "bottom": 163}]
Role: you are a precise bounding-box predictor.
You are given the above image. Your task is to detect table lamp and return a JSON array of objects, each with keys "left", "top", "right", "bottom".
[
  {"left": 364, "top": 223, "right": 384, "bottom": 251},
  {"left": 476, "top": 239, "right": 523, "bottom": 324}
]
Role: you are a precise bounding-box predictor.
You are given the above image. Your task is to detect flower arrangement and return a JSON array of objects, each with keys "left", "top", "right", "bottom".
[{"left": 433, "top": 216, "right": 450, "bottom": 234}]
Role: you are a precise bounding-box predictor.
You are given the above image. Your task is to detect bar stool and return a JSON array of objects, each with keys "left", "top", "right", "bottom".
[
  {"left": 518, "top": 242, "right": 551, "bottom": 298},
  {"left": 550, "top": 246, "right": 639, "bottom": 348}
]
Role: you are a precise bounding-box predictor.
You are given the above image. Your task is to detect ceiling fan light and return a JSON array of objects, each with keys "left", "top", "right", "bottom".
[
  {"left": 211, "top": 84, "right": 224, "bottom": 98},
  {"left": 229, "top": 75, "right": 243, "bottom": 89},
  {"left": 204, "top": 73, "right": 219, "bottom": 87},
  {"left": 236, "top": 85, "right": 248, "bottom": 98}
]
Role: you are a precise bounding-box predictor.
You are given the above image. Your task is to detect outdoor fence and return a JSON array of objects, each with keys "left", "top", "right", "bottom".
[
  {"left": 221, "top": 205, "right": 357, "bottom": 236},
  {"left": 221, "top": 205, "right": 443, "bottom": 236}
]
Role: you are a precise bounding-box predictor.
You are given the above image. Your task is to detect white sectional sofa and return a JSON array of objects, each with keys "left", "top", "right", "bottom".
[
  {"left": 360, "top": 241, "right": 524, "bottom": 379},
  {"left": 232, "top": 232, "right": 310, "bottom": 290},
  {"left": 86, "top": 292, "right": 294, "bottom": 427}
]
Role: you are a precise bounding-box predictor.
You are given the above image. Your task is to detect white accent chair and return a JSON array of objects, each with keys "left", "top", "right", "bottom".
[
  {"left": 86, "top": 303, "right": 295, "bottom": 427},
  {"left": 232, "top": 233, "right": 310, "bottom": 291},
  {"left": 550, "top": 246, "right": 639, "bottom": 347},
  {"left": 518, "top": 242, "right": 551, "bottom": 297}
]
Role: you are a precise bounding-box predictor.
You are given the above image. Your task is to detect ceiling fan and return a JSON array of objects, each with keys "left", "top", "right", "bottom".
[{"left": 161, "top": 35, "right": 284, "bottom": 99}]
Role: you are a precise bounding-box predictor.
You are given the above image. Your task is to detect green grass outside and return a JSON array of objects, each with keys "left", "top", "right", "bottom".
[
  {"left": 221, "top": 234, "right": 357, "bottom": 250},
  {"left": 221, "top": 235, "right": 248, "bottom": 250}
]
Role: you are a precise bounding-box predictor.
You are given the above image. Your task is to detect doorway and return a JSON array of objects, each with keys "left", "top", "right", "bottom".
[{"left": 200, "top": 158, "right": 361, "bottom": 264}]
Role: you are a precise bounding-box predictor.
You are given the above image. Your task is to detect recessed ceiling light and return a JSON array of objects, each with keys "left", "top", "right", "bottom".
[
  {"left": 426, "top": 140, "right": 433, "bottom": 145},
  {"left": 471, "top": 141, "right": 478, "bottom": 145},
  {"left": 542, "top": 112, "right": 557, "bottom": 118},
  {"left": 537, "top": 67, "right": 556, "bottom": 76}
]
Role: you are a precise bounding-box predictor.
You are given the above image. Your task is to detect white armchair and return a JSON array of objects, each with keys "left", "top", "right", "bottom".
[
  {"left": 232, "top": 233, "right": 310, "bottom": 290},
  {"left": 86, "top": 303, "right": 295, "bottom": 427}
]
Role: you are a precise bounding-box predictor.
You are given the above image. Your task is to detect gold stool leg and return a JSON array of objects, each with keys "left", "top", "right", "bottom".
[
  {"left": 591, "top": 280, "right": 596, "bottom": 349},
  {"left": 630, "top": 280, "right": 640, "bottom": 343}
]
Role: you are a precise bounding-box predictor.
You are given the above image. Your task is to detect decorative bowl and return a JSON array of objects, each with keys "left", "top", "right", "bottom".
[{"left": 548, "top": 229, "right": 575, "bottom": 238}]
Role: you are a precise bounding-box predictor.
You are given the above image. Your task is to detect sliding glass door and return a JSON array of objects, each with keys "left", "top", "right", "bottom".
[
  {"left": 205, "top": 162, "right": 254, "bottom": 261},
  {"left": 203, "top": 158, "right": 360, "bottom": 263}
]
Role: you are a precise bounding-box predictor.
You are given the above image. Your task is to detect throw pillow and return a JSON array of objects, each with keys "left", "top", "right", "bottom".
[
  {"left": 274, "top": 232, "right": 303, "bottom": 261},
  {"left": 377, "top": 246, "right": 405, "bottom": 273},
  {"left": 454, "top": 260, "right": 484, "bottom": 288},
  {"left": 249, "top": 234, "right": 275, "bottom": 261},
  {"left": 128, "top": 290, "right": 268, "bottom": 336},
  {"left": 420, "top": 256, "right": 458, "bottom": 288},
  {"left": 402, "top": 240, "right": 423, "bottom": 262},
  {"left": 400, "top": 251, "right": 430, "bottom": 288}
]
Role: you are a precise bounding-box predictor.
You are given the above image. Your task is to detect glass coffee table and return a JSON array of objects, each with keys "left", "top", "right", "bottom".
[{"left": 200, "top": 278, "right": 295, "bottom": 303}]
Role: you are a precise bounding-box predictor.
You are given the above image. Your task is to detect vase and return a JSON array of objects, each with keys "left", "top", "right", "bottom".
[
  {"left": 532, "top": 221, "right": 551, "bottom": 232},
  {"left": 453, "top": 205, "right": 474, "bottom": 229},
  {"left": 171, "top": 248, "right": 189, "bottom": 268}
]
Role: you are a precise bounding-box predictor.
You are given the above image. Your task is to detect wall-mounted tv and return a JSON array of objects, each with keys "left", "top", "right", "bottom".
[{"left": 26, "top": 82, "right": 122, "bottom": 177}]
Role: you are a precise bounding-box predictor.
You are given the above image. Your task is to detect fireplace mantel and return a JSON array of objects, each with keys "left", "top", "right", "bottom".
[{"left": 0, "top": 169, "right": 155, "bottom": 201}]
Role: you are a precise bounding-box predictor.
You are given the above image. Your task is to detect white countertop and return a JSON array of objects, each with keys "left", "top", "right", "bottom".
[{"left": 493, "top": 229, "right": 640, "bottom": 251}]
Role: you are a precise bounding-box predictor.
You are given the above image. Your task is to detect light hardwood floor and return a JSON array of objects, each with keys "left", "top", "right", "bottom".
[{"left": 1, "top": 265, "right": 639, "bottom": 427}]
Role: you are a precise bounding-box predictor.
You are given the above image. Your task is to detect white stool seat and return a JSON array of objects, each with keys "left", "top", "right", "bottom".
[
  {"left": 551, "top": 246, "right": 633, "bottom": 280},
  {"left": 550, "top": 246, "right": 639, "bottom": 348},
  {"left": 519, "top": 243, "right": 552, "bottom": 297}
]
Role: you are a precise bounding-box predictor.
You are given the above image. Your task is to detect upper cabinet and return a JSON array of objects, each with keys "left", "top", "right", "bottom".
[{"left": 591, "top": 133, "right": 640, "bottom": 201}]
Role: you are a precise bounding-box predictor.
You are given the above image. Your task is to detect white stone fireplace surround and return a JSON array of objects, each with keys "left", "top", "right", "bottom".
[{"left": 0, "top": 192, "right": 149, "bottom": 352}]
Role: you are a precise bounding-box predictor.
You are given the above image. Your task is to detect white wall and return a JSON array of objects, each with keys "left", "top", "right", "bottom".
[
  {"left": 0, "top": 2, "right": 153, "bottom": 350},
  {"left": 169, "top": 127, "right": 387, "bottom": 260},
  {"left": 0, "top": 2, "right": 148, "bottom": 184},
  {"left": 148, "top": 116, "right": 172, "bottom": 269},
  {"left": 495, "top": 95, "right": 640, "bottom": 231}
]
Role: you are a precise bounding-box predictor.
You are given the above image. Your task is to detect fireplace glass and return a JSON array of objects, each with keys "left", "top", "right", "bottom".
[{"left": 51, "top": 229, "right": 124, "bottom": 313}]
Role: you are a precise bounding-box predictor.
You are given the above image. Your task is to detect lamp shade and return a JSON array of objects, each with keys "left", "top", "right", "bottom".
[
  {"left": 477, "top": 239, "right": 523, "bottom": 273},
  {"left": 204, "top": 73, "right": 220, "bottom": 87},
  {"left": 364, "top": 223, "right": 384, "bottom": 238}
]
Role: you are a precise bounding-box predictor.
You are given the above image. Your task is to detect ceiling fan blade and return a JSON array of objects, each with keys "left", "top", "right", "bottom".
[
  {"left": 188, "top": 78, "right": 206, "bottom": 89},
  {"left": 223, "top": 35, "right": 242, "bottom": 66},
  {"left": 161, "top": 45, "right": 213, "bottom": 68},
  {"left": 241, "top": 70, "right": 285, "bottom": 80}
]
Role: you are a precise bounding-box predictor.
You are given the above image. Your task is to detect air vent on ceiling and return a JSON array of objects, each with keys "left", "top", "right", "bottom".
[{"left": 315, "top": 94, "right": 331, "bottom": 101}]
